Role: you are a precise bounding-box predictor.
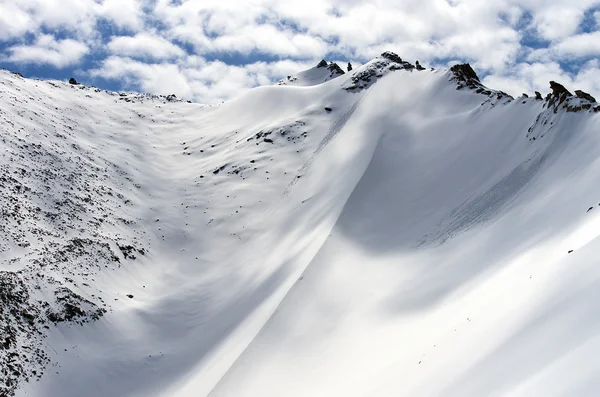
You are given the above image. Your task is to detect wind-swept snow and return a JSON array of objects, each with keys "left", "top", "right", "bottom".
[{"left": 2, "top": 53, "right": 600, "bottom": 397}]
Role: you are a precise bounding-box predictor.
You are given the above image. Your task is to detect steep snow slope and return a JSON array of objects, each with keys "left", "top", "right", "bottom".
[{"left": 2, "top": 53, "right": 600, "bottom": 397}]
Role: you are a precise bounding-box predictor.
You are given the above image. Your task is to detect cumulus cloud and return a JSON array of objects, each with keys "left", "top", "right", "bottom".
[
  {"left": 90, "top": 55, "right": 313, "bottom": 103},
  {"left": 98, "top": 0, "right": 143, "bottom": 31},
  {"left": 5, "top": 34, "right": 89, "bottom": 68},
  {"left": 549, "top": 31, "right": 600, "bottom": 59},
  {"left": 0, "top": 2, "right": 35, "bottom": 40},
  {"left": 1, "top": 0, "right": 600, "bottom": 102},
  {"left": 108, "top": 33, "right": 186, "bottom": 60}
]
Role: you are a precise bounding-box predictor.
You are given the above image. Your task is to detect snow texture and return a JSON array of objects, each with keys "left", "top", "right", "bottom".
[{"left": 2, "top": 52, "right": 600, "bottom": 397}]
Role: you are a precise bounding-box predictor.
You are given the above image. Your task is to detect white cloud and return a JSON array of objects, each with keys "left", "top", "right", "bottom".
[
  {"left": 0, "top": 2, "right": 35, "bottom": 40},
  {"left": 482, "top": 59, "right": 600, "bottom": 100},
  {"left": 2, "top": 0, "right": 600, "bottom": 102},
  {"left": 90, "top": 55, "right": 313, "bottom": 103},
  {"left": 5, "top": 34, "right": 89, "bottom": 68},
  {"left": 550, "top": 31, "right": 600, "bottom": 59},
  {"left": 108, "top": 33, "right": 186, "bottom": 60},
  {"left": 99, "top": 0, "right": 144, "bottom": 31}
]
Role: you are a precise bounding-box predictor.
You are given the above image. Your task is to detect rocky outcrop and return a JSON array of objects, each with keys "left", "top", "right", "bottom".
[
  {"left": 543, "top": 82, "right": 599, "bottom": 113},
  {"left": 450, "top": 64, "right": 480, "bottom": 84},
  {"left": 548, "top": 81, "right": 573, "bottom": 109},
  {"left": 535, "top": 91, "right": 543, "bottom": 100},
  {"left": 343, "top": 51, "right": 415, "bottom": 92},
  {"left": 450, "top": 63, "right": 512, "bottom": 101},
  {"left": 69, "top": 77, "right": 78, "bottom": 85},
  {"left": 317, "top": 59, "right": 328, "bottom": 68},
  {"left": 327, "top": 62, "right": 345, "bottom": 76},
  {"left": 575, "top": 90, "right": 596, "bottom": 103},
  {"left": 416, "top": 61, "right": 425, "bottom": 71},
  {"left": 549, "top": 81, "right": 572, "bottom": 97},
  {"left": 347, "top": 62, "right": 353, "bottom": 72},
  {"left": 380, "top": 51, "right": 403, "bottom": 64}
]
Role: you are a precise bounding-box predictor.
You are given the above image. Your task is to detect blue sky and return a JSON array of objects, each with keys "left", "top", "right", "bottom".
[{"left": 1, "top": 0, "right": 600, "bottom": 103}]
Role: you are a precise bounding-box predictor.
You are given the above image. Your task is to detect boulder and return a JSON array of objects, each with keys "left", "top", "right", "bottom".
[
  {"left": 68, "top": 77, "right": 78, "bottom": 85},
  {"left": 347, "top": 62, "right": 353, "bottom": 72},
  {"left": 415, "top": 61, "right": 425, "bottom": 71},
  {"left": 535, "top": 91, "right": 543, "bottom": 100}
]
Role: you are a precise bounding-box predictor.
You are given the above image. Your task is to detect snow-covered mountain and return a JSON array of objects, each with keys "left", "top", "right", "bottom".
[
  {"left": 2, "top": 52, "right": 600, "bottom": 397},
  {"left": 277, "top": 59, "right": 346, "bottom": 86}
]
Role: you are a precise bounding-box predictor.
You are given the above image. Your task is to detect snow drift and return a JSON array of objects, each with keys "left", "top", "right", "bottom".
[{"left": 2, "top": 53, "right": 600, "bottom": 397}]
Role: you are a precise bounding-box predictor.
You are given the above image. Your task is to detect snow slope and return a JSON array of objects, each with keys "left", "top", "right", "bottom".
[
  {"left": 2, "top": 53, "right": 600, "bottom": 397},
  {"left": 277, "top": 60, "right": 346, "bottom": 86}
]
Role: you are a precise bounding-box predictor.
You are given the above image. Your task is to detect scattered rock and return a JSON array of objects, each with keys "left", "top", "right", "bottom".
[
  {"left": 568, "top": 250, "right": 573, "bottom": 254},
  {"left": 126, "top": 294, "right": 134, "bottom": 299},
  {"left": 324, "top": 107, "right": 332, "bottom": 112}
]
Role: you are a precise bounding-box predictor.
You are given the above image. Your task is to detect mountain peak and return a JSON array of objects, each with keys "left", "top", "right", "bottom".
[
  {"left": 277, "top": 59, "right": 345, "bottom": 86},
  {"left": 450, "top": 63, "right": 480, "bottom": 83},
  {"left": 316, "top": 59, "right": 328, "bottom": 68}
]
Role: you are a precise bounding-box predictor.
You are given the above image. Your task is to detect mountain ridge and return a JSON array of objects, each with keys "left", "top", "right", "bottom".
[{"left": 2, "top": 52, "right": 600, "bottom": 397}]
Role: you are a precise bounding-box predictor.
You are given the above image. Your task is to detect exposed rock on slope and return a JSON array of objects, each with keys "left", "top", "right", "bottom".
[
  {"left": 343, "top": 51, "right": 416, "bottom": 91},
  {"left": 450, "top": 63, "right": 513, "bottom": 101}
]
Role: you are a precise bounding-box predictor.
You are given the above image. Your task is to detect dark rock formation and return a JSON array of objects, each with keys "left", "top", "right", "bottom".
[
  {"left": 522, "top": 93, "right": 529, "bottom": 98},
  {"left": 380, "top": 51, "right": 403, "bottom": 64},
  {"left": 343, "top": 52, "right": 412, "bottom": 91},
  {"left": 416, "top": 61, "right": 425, "bottom": 71},
  {"left": 450, "top": 64, "right": 480, "bottom": 83},
  {"left": 549, "top": 81, "right": 572, "bottom": 97},
  {"left": 575, "top": 90, "right": 596, "bottom": 103},
  {"left": 317, "top": 59, "right": 328, "bottom": 68},
  {"left": 535, "top": 91, "right": 543, "bottom": 100},
  {"left": 327, "top": 62, "right": 345, "bottom": 76},
  {"left": 548, "top": 81, "right": 573, "bottom": 109},
  {"left": 347, "top": 62, "right": 353, "bottom": 72},
  {"left": 69, "top": 77, "right": 78, "bottom": 85}
]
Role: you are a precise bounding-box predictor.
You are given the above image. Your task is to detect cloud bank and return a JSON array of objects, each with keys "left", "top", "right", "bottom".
[{"left": 1, "top": 0, "right": 599, "bottom": 103}]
